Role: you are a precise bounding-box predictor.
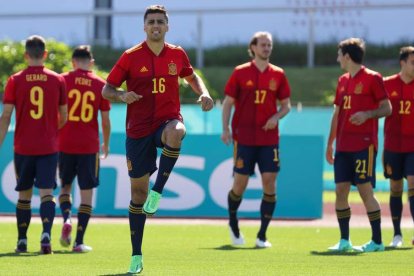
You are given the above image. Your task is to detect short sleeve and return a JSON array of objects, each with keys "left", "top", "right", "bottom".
[
  {"left": 333, "top": 77, "right": 342, "bottom": 106},
  {"left": 371, "top": 74, "right": 388, "bottom": 102},
  {"left": 179, "top": 48, "right": 193, "bottom": 78},
  {"left": 224, "top": 70, "right": 239, "bottom": 99},
  {"left": 277, "top": 73, "right": 291, "bottom": 100},
  {"left": 3, "top": 76, "right": 16, "bottom": 104},
  {"left": 58, "top": 75, "right": 67, "bottom": 105},
  {"left": 100, "top": 97, "right": 111, "bottom": 112},
  {"left": 107, "top": 52, "right": 130, "bottom": 87}
]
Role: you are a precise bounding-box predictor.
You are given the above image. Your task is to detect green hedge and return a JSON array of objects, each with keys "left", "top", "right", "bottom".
[
  {"left": 0, "top": 40, "right": 110, "bottom": 97},
  {"left": 0, "top": 39, "right": 70, "bottom": 96},
  {"left": 183, "top": 41, "right": 408, "bottom": 68}
]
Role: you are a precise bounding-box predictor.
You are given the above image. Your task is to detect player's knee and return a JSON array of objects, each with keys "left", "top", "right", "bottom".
[
  {"left": 390, "top": 185, "right": 403, "bottom": 194},
  {"left": 358, "top": 190, "right": 375, "bottom": 204},
  {"left": 131, "top": 187, "right": 148, "bottom": 204},
  {"left": 406, "top": 178, "right": 414, "bottom": 190},
  {"left": 230, "top": 188, "right": 244, "bottom": 198},
  {"left": 60, "top": 184, "right": 72, "bottom": 194},
  {"left": 390, "top": 179, "right": 403, "bottom": 191},
  {"left": 335, "top": 186, "right": 348, "bottom": 198},
  {"left": 164, "top": 127, "right": 185, "bottom": 145}
]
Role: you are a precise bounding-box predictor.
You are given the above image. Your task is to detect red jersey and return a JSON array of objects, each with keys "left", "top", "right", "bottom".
[
  {"left": 383, "top": 74, "right": 414, "bottom": 152},
  {"left": 106, "top": 41, "right": 193, "bottom": 139},
  {"left": 334, "top": 66, "right": 388, "bottom": 151},
  {"left": 225, "top": 61, "right": 291, "bottom": 146},
  {"left": 3, "top": 66, "right": 67, "bottom": 155},
  {"left": 59, "top": 69, "right": 111, "bottom": 154}
]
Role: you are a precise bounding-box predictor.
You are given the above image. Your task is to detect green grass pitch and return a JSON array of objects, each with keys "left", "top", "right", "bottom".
[{"left": 0, "top": 221, "right": 413, "bottom": 275}]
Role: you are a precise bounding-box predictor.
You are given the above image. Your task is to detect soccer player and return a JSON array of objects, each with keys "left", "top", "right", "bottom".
[
  {"left": 58, "top": 45, "right": 111, "bottom": 253},
  {"left": 221, "top": 31, "right": 291, "bottom": 248},
  {"left": 326, "top": 38, "right": 391, "bottom": 252},
  {"left": 383, "top": 46, "right": 414, "bottom": 247},
  {"left": 102, "top": 5, "right": 213, "bottom": 274},
  {"left": 0, "top": 35, "right": 67, "bottom": 254}
]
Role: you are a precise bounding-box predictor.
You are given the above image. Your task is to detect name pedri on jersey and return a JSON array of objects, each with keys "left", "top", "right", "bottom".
[
  {"left": 106, "top": 42, "right": 193, "bottom": 139},
  {"left": 3, "top": 66, "right": 67, "bottom": 155},
  {"left": 59, "top": 69, "right": 111, "bottom": 154}
]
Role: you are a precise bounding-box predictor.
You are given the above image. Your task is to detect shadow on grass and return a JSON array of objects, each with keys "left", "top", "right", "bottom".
[
  {"left": 311, "top": 246, "right": 412, "bottom": 255},
  {"left": 310, "top": 250, "right": 364, "bottom": 256},
  {"left": 98, "top": 274, "right": 131, "bottom": 276},
  {"left": 202, "top": 244, "right": 265, "bottom": 251},
  {"left": 50, "top": 250, "right": 84, "bottom": 255},
  {"left": 384, "top": 246, "right": 413, "bottom": 251},
  {"left": 0, "top": 250, "right": 89, "bottom": 258},
  {"left": 0, "top": 252, "right": 40, "bottom": 258}
]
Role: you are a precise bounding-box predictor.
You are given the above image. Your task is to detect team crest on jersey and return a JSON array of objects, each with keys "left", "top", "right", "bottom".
[
  {"left": 390, "top": 91, "right": 399, "bottom": 97},
  {"left": 269, "top": 79, "right": 277, "bottom": 91},
  {"left": 168, "top": 62, "right": 177, "bottom": 75},
  {"left": 340, "top": 86, "right": 345, "bottom": 93},
  {"left": 235, "top": 157, "right": 244, "bottom": 169},
  {"left": 246, "top": 80, "right": 254, "bottom": 86},
  {"left": 354, "top": 82, "right": 363, "bottom": 94}
]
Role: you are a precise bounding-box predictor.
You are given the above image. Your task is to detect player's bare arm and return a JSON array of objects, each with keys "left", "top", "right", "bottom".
[
  {"left": 0, "top": 104, "right": 14, "bottom": 148},
  {"left": 184, "top": 73, "right": 214, "bottom": 111},
  {"left": 102, "top": 83, "right": 142, "bottom": 104},
  {"left": 58, "top": 104, "right": 68, "bottom": 129},
  {"left": 100, "top": 111, "right": 111, "bottom": 159},
  {"left": 221, "top": 95, "right": 234, "bottom": 145},
  {"left": 326, "top": 105, "right": 339, "bottom": 165},
  {"left": 349, "top": 98, "right": 392, "bottom": 125},
  {"left": 263, "top": 98, "right": 291, "bottom": 131}
]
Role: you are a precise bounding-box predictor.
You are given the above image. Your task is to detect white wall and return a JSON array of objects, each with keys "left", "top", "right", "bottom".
[{"left": 0, "top": 0, "right": 93, "bottom": 45}]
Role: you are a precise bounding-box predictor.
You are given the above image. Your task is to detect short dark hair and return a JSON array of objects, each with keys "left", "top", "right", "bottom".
[
  {"left": 72, "top": 45, "right": 93, "bottom": 60},
  {"left": 399, "top": 46, "right": 414, "bottom": 61},
  {"left": 144, "top": 5, "right": 168, "bottom": 22},
  {"left": 25, "top": 35, "right": 46, "bottom": 59},
  {"left": 338, "top": 38, "right": 365, "bottom": 64},
  {"left": 248, "top": 31, "right": 272, "bottom": 58}
]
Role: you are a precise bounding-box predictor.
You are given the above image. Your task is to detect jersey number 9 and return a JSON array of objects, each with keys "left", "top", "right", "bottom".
[{"left": 29, "top": 86, "right": 44, "bottom": 119}]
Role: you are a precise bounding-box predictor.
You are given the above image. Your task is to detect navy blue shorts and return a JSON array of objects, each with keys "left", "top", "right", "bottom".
[
  {"left": 383, "top": 150, "right": 414, "bottom": 180},
  {"left": 59, "top": 152, "right": 99, "bottom": 190},
  {"left": 126, "top": 123, "right": 168, "bottom": 178},
  {"left": 334, "top": 145, "right": 376, "bottom": 187},
  {"left": 14, "top": 153, "right": 58, "bottom": 191},
  {"left": 233, "top": 143, "right": 280, "bottom": 175}
]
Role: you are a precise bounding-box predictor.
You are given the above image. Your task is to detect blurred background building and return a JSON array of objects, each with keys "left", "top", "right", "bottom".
[{"left": 1, "top": 0, "right": 413, "bottom": 68}]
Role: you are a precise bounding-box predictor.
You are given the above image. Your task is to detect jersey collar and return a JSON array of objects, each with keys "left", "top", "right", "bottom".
[{"left": 143, "top": 41, "right": 167, "bottom": 57}]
